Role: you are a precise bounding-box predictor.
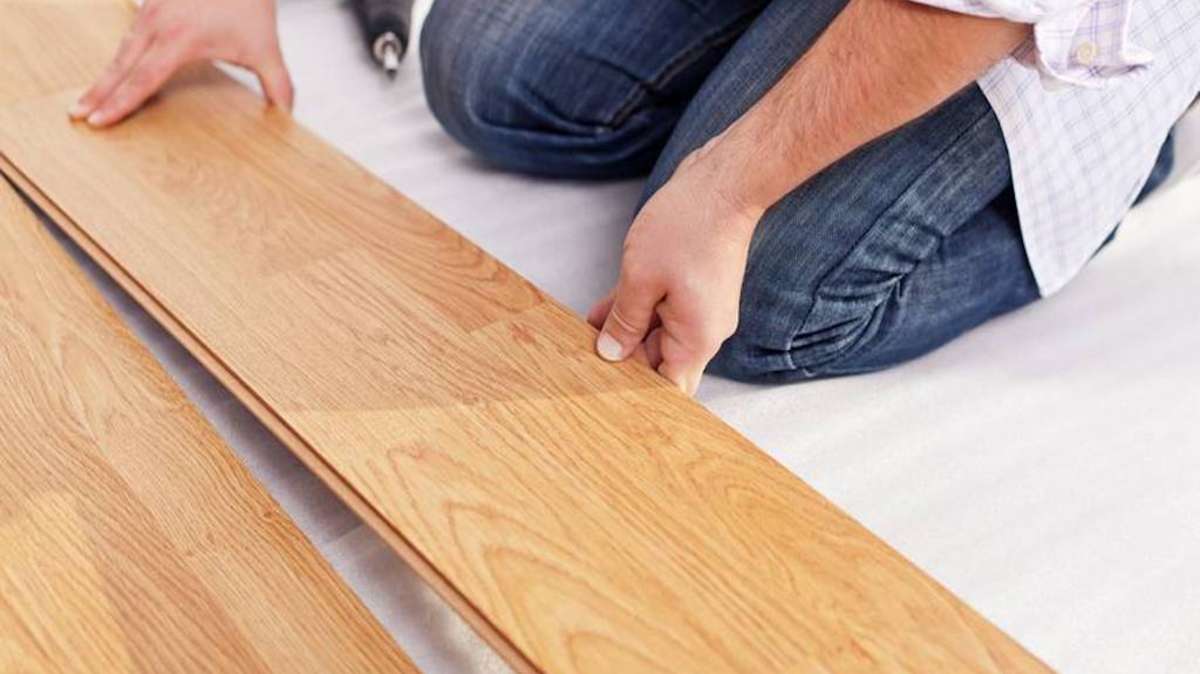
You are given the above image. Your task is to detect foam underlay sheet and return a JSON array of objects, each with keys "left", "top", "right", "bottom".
[{"left": 45, "top": 1, "right": 1200, "bottom": 672}]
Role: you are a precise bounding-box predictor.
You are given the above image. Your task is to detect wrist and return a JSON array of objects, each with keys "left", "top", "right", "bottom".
[
  {"left": 682, "top": 136, "right": 767, "bottom": 241},
  {"left": 698, "top": 116, "right": 815, "bottom": 226}
]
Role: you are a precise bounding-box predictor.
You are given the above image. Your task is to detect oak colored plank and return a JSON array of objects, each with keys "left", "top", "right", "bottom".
[
  {"left": 0, "top": 3, "right": 1051, "bottom": 671},
  {"left": 0, "top": 179, "right": 418, "bottom": 672}
]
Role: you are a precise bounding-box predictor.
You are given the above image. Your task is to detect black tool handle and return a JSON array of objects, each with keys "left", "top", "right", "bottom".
[{"left": 349, "top": 0, "right": 414, "bottom": 57}]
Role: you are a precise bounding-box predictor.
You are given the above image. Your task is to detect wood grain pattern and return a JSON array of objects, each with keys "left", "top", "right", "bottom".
[
  {"left": 0, "top": 2, "right": 1052, "bottom": 671},
  {"left": 0, "top": 0, "right": 129, "bottom": 106},
  {"left": 0, "top": 179, "right": 418, "bottom": 672}
]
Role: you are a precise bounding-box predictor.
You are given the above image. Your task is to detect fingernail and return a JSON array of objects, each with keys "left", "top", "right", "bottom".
[
  {"left": 596, "top": 332, "right": 624, "bottom": 362},
  {"left": 68, "top": 101, "right": 87, "bottom": 119},
  {"left": 86, "top": 111, "right": 105, "bottom": 126}
]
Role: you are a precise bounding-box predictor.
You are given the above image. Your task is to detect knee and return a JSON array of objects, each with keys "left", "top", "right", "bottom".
[
  {"left": 419, "top": 0, "right": 507, "bottom": 147},
  {"left": 420, "top": 0, "right": 666, "bottom": 178}
]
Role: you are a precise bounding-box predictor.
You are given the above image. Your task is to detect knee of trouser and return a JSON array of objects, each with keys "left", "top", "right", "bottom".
[{"left": 420, "top": 0, "right": 669, "bottom": 178}]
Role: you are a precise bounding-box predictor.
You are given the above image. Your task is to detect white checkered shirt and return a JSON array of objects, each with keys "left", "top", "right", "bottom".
[{"left": 914, "top": 0, "right": 1200, "bottom": 295}]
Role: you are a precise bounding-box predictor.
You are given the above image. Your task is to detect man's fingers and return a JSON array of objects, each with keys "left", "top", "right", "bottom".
[
  {"left": 86, "top": 41, "right": 185, "bottom": 127},
  {"left": 656, "top": 310, "right": 735, "bottom": 395},
  {"left": 657, "top": 331, "right": 707, "bottom": 395},
  {"left": 253, "top": 45, "right": 295, "bottom": 111},
  {"left": 70, "top": 28, "right": 153, "bottom": 120},
  {"left": 596, "top": 271, "right": 662, "bottom": 363},
  {"left": 643, "top": 327, "right": 664, "bottom": 370},
  {"left": 657, "top": 359, "right": 703, "bottom": 396}
]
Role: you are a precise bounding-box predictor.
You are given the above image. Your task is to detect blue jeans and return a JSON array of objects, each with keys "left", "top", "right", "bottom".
[{"left": 421, "top": 0, "right": 1174, "bottom": 383}]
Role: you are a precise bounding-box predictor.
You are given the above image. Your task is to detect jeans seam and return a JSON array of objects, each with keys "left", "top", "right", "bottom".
[{"left": 785, "top": 98, "right": 1003, "bottom": 374}]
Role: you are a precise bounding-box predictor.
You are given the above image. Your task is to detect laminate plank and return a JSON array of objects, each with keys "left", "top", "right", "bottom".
[
  {"left": 0, "top": 3, "right": 1052, "bottom": 671},
  {"left": 0, "top": 179, "right": 418, "bottom": 672},
  {"left": 0, "top": 0, "right": 129, "bottom": 106}
]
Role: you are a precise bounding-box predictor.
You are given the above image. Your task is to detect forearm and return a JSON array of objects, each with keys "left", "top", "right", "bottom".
[{"left": 704, "top": 0, "right": 1029, "bottom": 223}]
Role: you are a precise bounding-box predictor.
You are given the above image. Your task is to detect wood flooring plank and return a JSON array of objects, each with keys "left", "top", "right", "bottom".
[
  {"left": 0, "top": 3, "right": 1052, "bottom": 671},
  {"left": 0, "top": 178, "right": 418, "bottom": 672},
  {"left": 0, "top": 0, "right": 130, "bottom": 107}
]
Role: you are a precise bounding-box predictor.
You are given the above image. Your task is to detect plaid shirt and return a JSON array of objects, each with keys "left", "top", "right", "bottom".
[{"left": 916, "top": 0, "right": 1200, "bottom": 295}]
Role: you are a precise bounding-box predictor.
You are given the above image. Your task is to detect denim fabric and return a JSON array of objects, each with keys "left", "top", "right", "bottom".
[
  {"left": 422, "top": 0, "right": 774, "bottom": 177},
  {"left": 421, "top": 0, "right": 1174, "bottom": 383}
]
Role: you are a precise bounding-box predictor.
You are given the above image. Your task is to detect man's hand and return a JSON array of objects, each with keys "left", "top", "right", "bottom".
[
  {"left": 69, "top": 0, "right": 292, "bottom": 127},
  {"left": 588, "top": 143, "right": 762, "bottom": 396}
]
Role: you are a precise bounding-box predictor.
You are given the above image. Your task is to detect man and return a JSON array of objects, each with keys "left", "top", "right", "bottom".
[{"left": 72, "top": 0, "right": 1200, "bottom": 395}]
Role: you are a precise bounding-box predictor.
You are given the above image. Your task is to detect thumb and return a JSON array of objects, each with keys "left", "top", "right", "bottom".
[
  {"left": 254, "top": 45, "right": 294, "bottom": 111},
  {"left": 596, "top": 272, "right": 662, "bottom": 363}
]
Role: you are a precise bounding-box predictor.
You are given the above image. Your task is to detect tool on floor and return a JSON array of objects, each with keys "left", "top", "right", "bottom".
[{"left": 349, "top": 0, "right": 415, "bottom": 78}]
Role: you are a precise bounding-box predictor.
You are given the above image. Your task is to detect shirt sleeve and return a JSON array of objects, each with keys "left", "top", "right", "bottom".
[{"left": 912, "top": 0, "right": 1153, "bottom": 89}]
